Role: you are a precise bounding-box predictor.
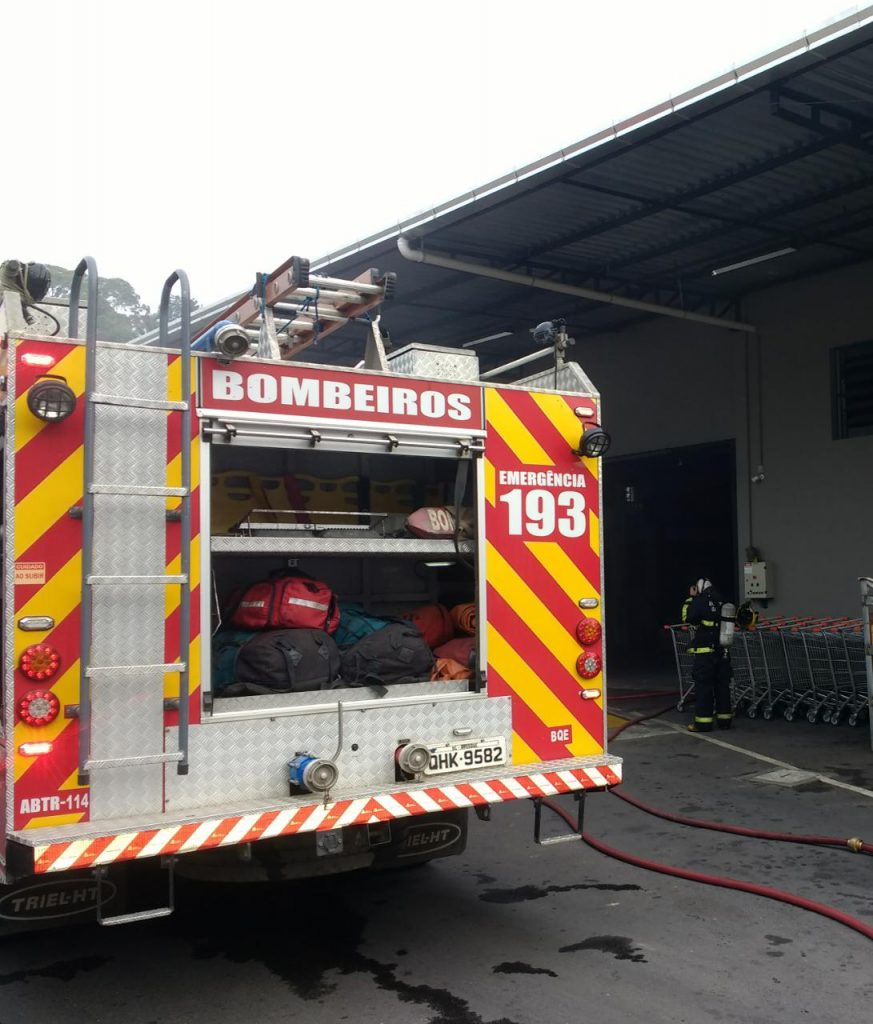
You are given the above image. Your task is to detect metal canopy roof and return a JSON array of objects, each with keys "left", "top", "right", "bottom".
[{"left": 303, "top": 7, "right": 873, "bottom": 368}]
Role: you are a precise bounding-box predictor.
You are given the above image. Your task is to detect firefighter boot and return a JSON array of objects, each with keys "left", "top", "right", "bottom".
[
  {"left": 716, "top": 713, "right": 733, "bottom": 730},
  {"left": 687, "top": 717, "right": 713, "bottom": 733}
]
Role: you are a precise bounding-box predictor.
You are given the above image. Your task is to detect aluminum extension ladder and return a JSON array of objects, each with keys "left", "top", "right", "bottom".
[
  {"left": 194, "top": 255, "right": 396, "bottom": 361},
  {"left": 70, "top": 258, "right": 193, "bottom": 784}
]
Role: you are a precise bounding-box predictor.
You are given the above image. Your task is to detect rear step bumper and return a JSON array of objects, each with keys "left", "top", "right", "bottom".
[{"left": 9, "top": 754, "right": 622, "bottom": 875}]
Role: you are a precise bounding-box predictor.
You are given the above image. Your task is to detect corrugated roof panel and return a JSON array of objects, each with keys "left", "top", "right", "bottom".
[{"left": 302, "top": 13, "right": 873, "bottom": 353}]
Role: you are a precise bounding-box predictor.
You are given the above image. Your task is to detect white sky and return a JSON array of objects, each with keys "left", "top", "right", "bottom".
[{"left": 5, "top": 0, "right": 861, "bottom": 307}]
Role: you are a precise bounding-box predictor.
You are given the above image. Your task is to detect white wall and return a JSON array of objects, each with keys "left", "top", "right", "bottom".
[
  {"left": 578, "top": 259, "right": 873, "bottom": 618},
  {"left": 746, "top": 261, "right": 873, "bottom": 616},
  {"left": 576, "top": 315, "right": 740, "bottom": 458}
]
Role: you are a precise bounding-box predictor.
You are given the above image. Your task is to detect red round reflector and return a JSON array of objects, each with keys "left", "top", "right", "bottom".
[
  {"left": 19, "top": 644, "right": 60, "bottom": 681},
  {"left": 576, "top": 651, "right": 602, "bottom": 679},
  {"left": 575, "top": 617, "right": 602, "bottom": 646},
  {"left": 18, "top": 689, "right": 60, "bottom": 726}
]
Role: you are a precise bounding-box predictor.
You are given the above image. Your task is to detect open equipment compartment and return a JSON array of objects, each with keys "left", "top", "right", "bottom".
[{"left": 199, "top": 356, "right": 487, "bottom": 716}]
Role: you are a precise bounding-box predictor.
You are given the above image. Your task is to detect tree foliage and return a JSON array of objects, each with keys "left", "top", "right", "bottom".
[{"left": 47, "top": 265, "right": 199, "bottom": 342}]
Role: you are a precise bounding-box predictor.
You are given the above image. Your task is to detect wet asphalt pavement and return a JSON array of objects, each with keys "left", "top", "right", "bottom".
[{"left": 1, "top": 698, "right": 871, "bottom": 1024}]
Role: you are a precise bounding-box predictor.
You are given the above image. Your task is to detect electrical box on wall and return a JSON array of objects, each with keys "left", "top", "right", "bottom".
[{"left": 744, "top": 561, "right": 772, "bottom": 600}]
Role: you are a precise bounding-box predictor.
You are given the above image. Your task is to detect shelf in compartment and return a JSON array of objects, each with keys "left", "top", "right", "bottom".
[{"left": 211, "top": 536, "right": 476, "bottom": 557}]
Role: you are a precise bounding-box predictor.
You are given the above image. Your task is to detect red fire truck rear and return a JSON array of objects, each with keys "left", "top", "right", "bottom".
[{"left": 0, "top": 255, "right": 620, "bottom": 928}]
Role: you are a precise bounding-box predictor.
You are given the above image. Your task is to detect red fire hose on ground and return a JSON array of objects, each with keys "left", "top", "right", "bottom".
[{"left": 541, "top": 702, "right": 873, "bottom": 943}]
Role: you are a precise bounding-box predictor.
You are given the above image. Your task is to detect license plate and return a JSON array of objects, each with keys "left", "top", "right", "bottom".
[{"left": 424, "top": 737, "right": 507, "bottom": 776}]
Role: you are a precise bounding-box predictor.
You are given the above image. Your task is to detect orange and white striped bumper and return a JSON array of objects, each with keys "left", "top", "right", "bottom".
[{"left": 17, "top": 757, "right": 622, "bottom": 874}]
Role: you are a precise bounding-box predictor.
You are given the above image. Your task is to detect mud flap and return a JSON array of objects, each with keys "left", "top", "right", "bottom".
[
  {"left": 0, "top": 858, "right": 177, "bottom": 935},
  {"left": 370, "top": 808, "right": 468, "bottom": 867},
  {"left": 0, "top": 867, "right": 125, "bottom": 935}
]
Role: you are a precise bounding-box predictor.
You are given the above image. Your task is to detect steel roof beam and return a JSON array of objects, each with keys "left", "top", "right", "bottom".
[
  {"left": 395, "top": 255, "right": 721, "bottom": 341},
  {"left": 741, "top": 247, "right": 873, "bottom": 299},
  {"left": 619, "top": 203, "right": 873, "bottom": 294},
  {"left": 560, "top": 178, "right": 812, "bottom": 233},
  {"left": 388, "top": 171, "right": 873, "bottom": 334},
  {"left": 519, "top": 174, "right": 873, "bottom": 290},
  {"left": 510, "top": 127, "right": 871, "bottom": 265},
  {"left": 398, "top": 238, "right": 756, "bottom": 333},
  {"left": 526, "top": 286, "right": 742, "bottom": 338},
  {"left": 392, "top": 231, "right": 722, "bottom": 314},
  {"left": 386, "top": 32, "right": 873, "bottom": 259},
  {"left": 771, "top": 84, "right": 873, "bottom": 134},
  {"left": 392, "top": 157, "right": 873, "bottom": 319}
]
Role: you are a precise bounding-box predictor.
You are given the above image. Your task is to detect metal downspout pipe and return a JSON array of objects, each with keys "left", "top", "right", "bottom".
[{"left": 396, "top": 236, "right": 757, "bottom": 335}]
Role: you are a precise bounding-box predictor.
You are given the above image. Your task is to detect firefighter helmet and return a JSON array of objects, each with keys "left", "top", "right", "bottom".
[{"left": 736, "top": 602, "right": 758, "bottom": 630}]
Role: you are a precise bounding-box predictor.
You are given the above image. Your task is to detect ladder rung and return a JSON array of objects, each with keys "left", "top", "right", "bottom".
[
  {"left": 87, "top": 574, "right": 188, "bottom": 586},
  {"left": 85, "top": 752, "right": 184, "bottom": 769},
  {"left": 270, "top": 303, "right": 351, "bottom": 324},
  {"left": 100, "top": 907, "right": 174, "bottom": 927},
  {"left": 91, "top": 393, "right": 187, "bottom": 411},
  {"left": 87, "top": 663, "right": 186, "bottom": 677},
  {"left": 309, "top": 273, "right": 384, "bottom": 296},
  {"left": 537, "top": 834, "right": 583, "bottom": 846},
  {"left": 90, "top": 484, "right": 189, "bottom": 497}
]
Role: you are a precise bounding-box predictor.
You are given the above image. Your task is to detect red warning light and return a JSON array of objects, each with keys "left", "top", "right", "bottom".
[
  {"left": 575, "top": 618, "right": 602, "bottom": 646},
  {"left": 19, "top": 645, "right": 60, "bottom": 681},
  {"left": 18, "top": 689, "right": 60, "bottom": 726},
  {"left": 576, "top": 652, "right": 602, "bottom": 680}
]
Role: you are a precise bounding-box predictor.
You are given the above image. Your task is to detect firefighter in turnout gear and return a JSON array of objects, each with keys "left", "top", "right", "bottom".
[{"left": 682, "top": 578, "right": 733, "bottom": 732}]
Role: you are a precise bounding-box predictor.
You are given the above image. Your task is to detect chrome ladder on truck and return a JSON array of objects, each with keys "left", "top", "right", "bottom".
[{"left": 71, "top": 259, "right": 193, "bottom": 789}]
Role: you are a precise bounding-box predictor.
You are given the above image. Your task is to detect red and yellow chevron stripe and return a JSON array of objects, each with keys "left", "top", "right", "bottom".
[
  {"left": 28, "top": 758, "right": 622, "bottom": 874},
  {"left": 163, "top": 354, "right": 202, "bottom": 725},
  {"left": 484, "top": 387, "right": 604, "bottom": 764},
  {"left": 11, "top": 341, "right": 201, "bottom": 830}
]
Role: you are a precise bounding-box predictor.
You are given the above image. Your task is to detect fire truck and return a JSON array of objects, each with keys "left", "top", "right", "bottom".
[{"left": 0, "top": 254, "right": 620, "bottom": 928}]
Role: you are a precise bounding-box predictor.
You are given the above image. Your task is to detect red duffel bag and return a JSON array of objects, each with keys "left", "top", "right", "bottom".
[
  {"left": 401, "top": 603, "right": 454, "bottom": 649},
  {"left": 434, "top": 636, "right": 476, "bottom": 668},
  {"left": 232, "top": 574, "right": 340, "bottom": 634}
]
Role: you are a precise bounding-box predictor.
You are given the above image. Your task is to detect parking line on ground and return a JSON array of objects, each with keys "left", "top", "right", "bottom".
[{"left": 644, "top": 720, "right": 873, "bottom": 800}]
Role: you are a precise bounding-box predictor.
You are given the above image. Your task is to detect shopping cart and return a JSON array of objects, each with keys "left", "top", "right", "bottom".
[
  {"left": 665, "top": 624, "right": 694, "bottom": 711},
  {"left": 826, "top": 624, "right": 868, "bottom": 726},
  {"left": 777, "top": 618, "right": 853, "bottom": 723},
  {"left": 729, "top": 630, "right": 757, "bottom": 711},
  {"left": 734, "top": 616, "right": 809, "bottom": 719},
  {"left": 859, "top": 578, "right": 873, "bottom": 748},
  {"left": 753, "top": 619, "right": 804, "bottom": 718},
  {"left": 734, "top": 627, "right": 769, "bottom": 717},
  {"left": 668, "top": 613, "right": 870, "bottom": 727}
]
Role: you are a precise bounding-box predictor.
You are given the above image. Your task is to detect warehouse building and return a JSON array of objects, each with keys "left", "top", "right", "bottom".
[{"left": 306, "top": 12, "right": 873, "bottom": 668}]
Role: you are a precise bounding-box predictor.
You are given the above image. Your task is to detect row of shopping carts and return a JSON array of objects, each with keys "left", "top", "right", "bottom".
[{"left": 666, "top": 616, "right": 871, "bottom": 726}]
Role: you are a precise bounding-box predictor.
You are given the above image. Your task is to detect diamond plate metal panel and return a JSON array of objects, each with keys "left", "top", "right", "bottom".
[
  {"left": 164, "top": 695, "right": 512, "bottom": 811},
  {"left": 387, "top": 344, "right": 480, "bottom": 381},
  {"left": 514, "top": 361, "right": 597, "bottom": 395},
  {"left": 88, "top": 346, "right": 171, "bottom": 819},
  {"left": 16, "top": 751, "right": 622, "bottom": 847}
]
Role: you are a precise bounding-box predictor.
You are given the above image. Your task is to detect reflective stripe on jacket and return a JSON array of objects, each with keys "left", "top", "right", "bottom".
[{"left": 682, "top": 590, "right": 720, "bottom": 653}]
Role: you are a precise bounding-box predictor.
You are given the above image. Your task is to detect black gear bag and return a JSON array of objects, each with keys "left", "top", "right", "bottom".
[
  {"left": 340, "top": 623, "right": 435, "bottom": 687},
  {"left": 232, "top": 629, "right": 343, "bottom": 694}
]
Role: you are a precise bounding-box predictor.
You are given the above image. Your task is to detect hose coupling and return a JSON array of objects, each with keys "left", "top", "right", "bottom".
[{"left": 847, "top": 837, "right": 864, "bottom": 853}]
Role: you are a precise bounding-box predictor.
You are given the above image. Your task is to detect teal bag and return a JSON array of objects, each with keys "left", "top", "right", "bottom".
[
  {"left": 333, "top": 603, "right": 393, "bottom": 651},
  {"left": 212, "top": 630, "right": 257, "bottom": 692}
]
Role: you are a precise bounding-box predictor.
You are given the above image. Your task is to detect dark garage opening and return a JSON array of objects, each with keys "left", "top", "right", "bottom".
[{"left": 603, "top": 441, "right": 738, "bottom": 672}]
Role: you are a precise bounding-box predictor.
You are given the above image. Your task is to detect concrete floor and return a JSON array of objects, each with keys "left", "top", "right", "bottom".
[{"left": 0, "top": 694, "right": 871, "bottom": 1024}]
